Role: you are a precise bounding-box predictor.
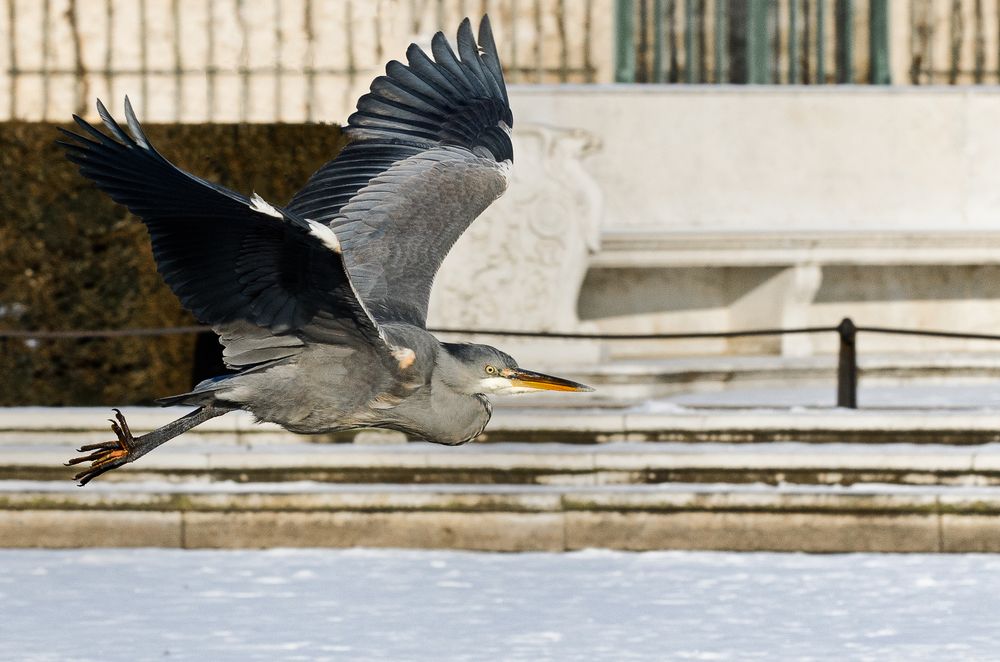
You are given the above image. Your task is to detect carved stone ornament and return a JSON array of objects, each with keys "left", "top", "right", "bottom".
[{"left": 428, "top": 123, "right": 603, "bottom": 335}]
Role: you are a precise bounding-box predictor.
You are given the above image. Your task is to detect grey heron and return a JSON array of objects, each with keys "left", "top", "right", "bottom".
[{"left": 60, "top": 16, "right": 592, "bottom": 485}]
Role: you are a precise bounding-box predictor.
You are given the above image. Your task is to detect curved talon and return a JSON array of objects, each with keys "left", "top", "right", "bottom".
[{"left": 66, "top": 409, "right": 137, "bottom": 486}]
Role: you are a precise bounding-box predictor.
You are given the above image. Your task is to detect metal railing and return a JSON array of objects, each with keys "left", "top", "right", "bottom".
[
  {"left": 1, "top": 0, "right": 599, "bottom": 123},
  {"left": 11, "top": 0, "right": 1000, "bottom": 125},
  {"left": 617, "top": 0, "right": 1000, "bottom": 86},
  {"left": 615, "top": 0, "right": 891, "bottom": 84},
  {"left": 6, "top": 317, "right": 1000, "bottom": 410},
  {"left": 908, "top": 0, "right": 1000, "bottom": 84}
]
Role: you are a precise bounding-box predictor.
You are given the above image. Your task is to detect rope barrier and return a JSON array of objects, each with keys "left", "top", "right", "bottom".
[
  {"left": 855, "top": 326, "right": 1000, "bottom": 342},
  {"left": 5, "top": 318, "right": 1000, "bottom": 411},
  {"left": 0, "top": 326, "right": 209, "bottom": 339},
  {"left": 4, "top": 323, "right": 1000, "bottom": 342}
]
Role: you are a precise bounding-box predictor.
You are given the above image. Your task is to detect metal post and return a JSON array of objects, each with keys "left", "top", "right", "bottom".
[
  {"left": 615, "top": 0, "right": 637, "bottom": 82},
  {"left": 837, "top": 317, "right": 858, "bottom": 409},
  {"left": 868, "top": 0, "right": 890, "bottom": 84},
  {"left": 835, "top": 0, "right": 854, "bottom": 83}
]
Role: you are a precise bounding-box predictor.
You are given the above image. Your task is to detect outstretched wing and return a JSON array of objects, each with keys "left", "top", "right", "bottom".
[
  {"left": 59, "top": 98, "right": 387, "bottom": 368},
  {"left": 286, "top": 16, "right": 513, "bottom": 327}
]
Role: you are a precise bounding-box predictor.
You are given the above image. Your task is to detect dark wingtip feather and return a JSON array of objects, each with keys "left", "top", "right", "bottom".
[
  {"left": 477, "top": 15, "right": 508, "bottom": 106},
  {"left": 123, "top": 96, "right": 151, "bottom": 149},
  {"left": 431, "top": 30, "right": 475, "bottom": 94},
  {"left": 456, "top": 16, "right": 491, "bottom": 94},
  {"left": 95, "top": 98, "right": 111, "bottom": 119},
  {"left": 346, "top": 15, "right": 512, "bottom": 159},
  {"left": 68, "top": 113, "right": 116, "bottom": 146},
  {"left": 94, "top": 98, "right": 133, "bottom": 145}
]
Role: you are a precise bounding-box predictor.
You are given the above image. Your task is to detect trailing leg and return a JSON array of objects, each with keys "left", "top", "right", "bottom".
[{"left": 66, "top": 406, "right": 229, "bottom": 485}]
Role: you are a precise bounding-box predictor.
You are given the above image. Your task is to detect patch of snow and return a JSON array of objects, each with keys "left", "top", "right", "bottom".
[{"left": 1, "top": 549, "right": 1000, "bottom": 661}]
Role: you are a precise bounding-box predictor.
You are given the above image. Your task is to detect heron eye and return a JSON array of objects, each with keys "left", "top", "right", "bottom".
[{"left": 485, "top": 365, "right": 498, "bottom": 375}]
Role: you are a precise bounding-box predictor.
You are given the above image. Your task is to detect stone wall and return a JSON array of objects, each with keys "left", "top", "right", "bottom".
[{"left": 436, "top": 87, "right": 1000, "bottom": 361}]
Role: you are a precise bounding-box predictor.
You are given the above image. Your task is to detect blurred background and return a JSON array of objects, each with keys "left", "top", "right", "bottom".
[
  {"left": 5, "top": 0, "right": 1000, "bottom": 557},
  {"left": 8, "top": 0, "right": 1000, "bottom": 404},
  {"left": 11, "top": 6, "right": 1000, "bottom": 659}
]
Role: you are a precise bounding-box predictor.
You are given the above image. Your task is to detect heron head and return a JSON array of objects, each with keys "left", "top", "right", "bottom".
[{"left": 441, "top": 343, "right": 593, "bottom": 396}]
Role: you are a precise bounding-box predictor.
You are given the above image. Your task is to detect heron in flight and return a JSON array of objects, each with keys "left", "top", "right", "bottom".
[{"left": 61, "top": 16, "right": 592, "bottom": 485}]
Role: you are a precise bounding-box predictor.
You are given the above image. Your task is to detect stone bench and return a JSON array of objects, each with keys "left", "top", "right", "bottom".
[
  {"left": 427, "top": 101, "right": 1000, "bottom": 363},
  {"left": 589, "top": 230, "right": 1000, "bottom": 356}
]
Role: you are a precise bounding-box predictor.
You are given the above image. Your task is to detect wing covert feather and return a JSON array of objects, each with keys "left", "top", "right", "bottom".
[{"left": 286, "top": 16, "right": 512, "bottom": 327}]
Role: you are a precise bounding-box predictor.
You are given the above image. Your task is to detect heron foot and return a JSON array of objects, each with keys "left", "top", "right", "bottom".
[{"left": 65, "top": 408, "right": 135, "bottom": 486}]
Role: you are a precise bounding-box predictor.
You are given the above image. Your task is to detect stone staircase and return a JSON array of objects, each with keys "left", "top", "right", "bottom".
[{"left": 4, "top": 404, "right": 1000, "bottom": 552}]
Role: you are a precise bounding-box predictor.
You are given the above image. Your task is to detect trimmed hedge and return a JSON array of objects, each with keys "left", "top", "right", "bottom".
[{"left": 0, "top": 121, "right": 346, "bottom": 406}]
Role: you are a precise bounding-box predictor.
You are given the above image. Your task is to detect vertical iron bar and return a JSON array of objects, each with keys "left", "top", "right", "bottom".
[
  {"left": 303, "top": 0, "right": 314, "bottom": 121},
  {"left": 974, "top": 0, "right": 985, "bottom": 83},
  {"left": 869, "top": 0, "right": 890, "bottom": 83},
  {"left": 105, "top": 0, "right": 113, "bottom": 109},
  {"left": 802, "top": 0, "right": 811, "bottom": 83},
  {"left": 746, "top": 0, "right": 769, "bottom": 83},
  {"left": 638, "top": 0, "right": 650, "bottom": 81},
  {"left": 616, "top": 0, "right": 637, "bottom": 82},
  {"left": 41, "top": 0, "right": 50, "bottom": 118},
  {"left": 653, "top": 0, "right": 665, "bottom": 81},
  {"left": 668, "top": 0, "right": 678, "bottom": 81},
  {"left": 911, "top": 0, "right": 934, "bottom": 84},
  {"left": 557, "top": 0, "right": 568, "bottom": 82},
  {"left": 714, "top": 0, "right": 727, "bottom": 83},
  {"left": 697, "top": 0, "right": 707, "bottom": 81},
  {"left": 510, "top": 0, "right": 519, "bottom": 82},
  {"left": 237, "top": 0, "right": 249, "bottom": 122},
  {"left": 346, "top": 0, "right": 357, "bottom": 98},
  {"left": 207, "top": 0, "right": 216, "bottom": 121},
  {"left": 68, "top": 0, "right": 87, "bottom": 116},
  {"left": 789, "top": 0, "right": 799, "bottom": 83},
  {"left": 834, "top": 0, "right": 853, "bottom": 83},
  {"left": 533, "top": 0, "right": 542, "bottom": 83},
  {"left": 816, "top": 0, "right": 826, "bottom": 83},
  {"left": 173, "top": 0, "right": 183, "bottom": 121},
  {"left": 770, "top": 0, "right": 779, "bottom": 80},
  {"left": 584, "top": 0, "right": 595, "bottom": 82},
  {"left": 949, "top": 0, "right": 962, "bottom": 84},
  {"left": 616, "top": 0, "right": 636, "bottom": 82},
  {"left": 139, "top": 0, "right": 147, "bottom": 116},
  {"left": 6, "top": 0, "right": 16, "bottom": 118},
  {"left": 684, "top": 0, "right": 695, "bottom": 82},
  {"left": 274, "top": 0, "right": 282, "bottom": 121},
  {"left": 837, "top": 318, "right": 858, "bottom": 409}
]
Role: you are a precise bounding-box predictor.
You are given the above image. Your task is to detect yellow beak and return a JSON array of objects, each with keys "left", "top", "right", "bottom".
[{"left": 505, "top": 368, "right": 594, "bottom": 392}]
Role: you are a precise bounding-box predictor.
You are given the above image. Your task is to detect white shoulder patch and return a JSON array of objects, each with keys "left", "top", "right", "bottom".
[
  {"left": 306, "top": 219, "right": 342, "bottom": 253},
  {"left": 392, "top": 347, "right": 416, "bottom": 370},
  {"left": 249, "top": 192, "right": 283, "bottom": 218}
]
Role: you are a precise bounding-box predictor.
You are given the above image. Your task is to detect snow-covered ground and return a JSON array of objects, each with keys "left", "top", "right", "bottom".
[{"left": 1, "top": 549, "right": 997, "bottom": 661}]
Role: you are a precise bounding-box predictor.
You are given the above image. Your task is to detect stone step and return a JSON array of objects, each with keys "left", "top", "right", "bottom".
[
  {"left": 8, "top": 441, "right": 1000, "bottom": 487},
  {"left": 4, "top": 406, "right": 1000, "bottom": 445},
  {"left": 3, "top": 479, "right": 999, "bottom": 552},
  {"left": 565, "top": 353, "right": 1000, "bottom": 401}
]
